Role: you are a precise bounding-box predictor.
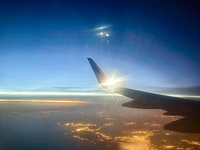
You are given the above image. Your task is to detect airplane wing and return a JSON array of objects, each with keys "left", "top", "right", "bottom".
[{"left": 87, "top": 58, "right": 200, "bottom": 119}]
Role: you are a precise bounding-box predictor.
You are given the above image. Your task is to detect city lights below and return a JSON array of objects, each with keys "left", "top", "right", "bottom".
[
  {"left": 60, "top": 120, "right": 200, "bottom": 149},
  {"left": 1, "top": 98, "right": 199, "bottom": 150},
  {"left": 1, "top": 0, "right": 199, "bottom": 149}
]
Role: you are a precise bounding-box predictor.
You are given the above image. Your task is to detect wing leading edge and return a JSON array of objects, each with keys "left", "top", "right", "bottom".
[
  {"left": 87, "top": 58, "right": 108, "bottom": 87},
  {"left": 87, "top": 58, "right": 200, "bottom": 119}
]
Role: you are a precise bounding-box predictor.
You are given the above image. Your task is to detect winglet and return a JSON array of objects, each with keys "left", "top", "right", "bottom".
[{"left": 87, "top": 58, "right": 108, "bottom": 87}]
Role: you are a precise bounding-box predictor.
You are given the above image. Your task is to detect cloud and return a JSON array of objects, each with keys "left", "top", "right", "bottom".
[
  {"left": 53, "top": 86, "right": 108, "bottom": 93},
  {"left": 54, "top": 87, "right": 84, "bottom": 90},
  {"left": 151, "top": 86, "right": 200, "bottom": 98},
  {"left": 0, "top": 91, "right": 117, "bottom": 96},
  {"left": 0, "top": 99, "right": 87, "bottom": 103}
]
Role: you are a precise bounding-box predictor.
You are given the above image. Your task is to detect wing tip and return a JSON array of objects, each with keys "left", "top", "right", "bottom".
[
  {"left": 87, "top": 57, "right": 108, "bottom": 87},
  {"left": 87, "top": 57, "right": 92, "bottom": 60}
]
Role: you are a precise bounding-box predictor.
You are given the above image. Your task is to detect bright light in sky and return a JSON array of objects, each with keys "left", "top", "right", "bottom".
[
  {"left": 96, "top": 32, "right": 105, "bottom": 36},
  {"left": 0, "top": 1, "right": 200, "bottom": 149},
  {"left": 1, "top": 0, "right": 200, "bottom": 97},
  {"left": 105, "top": 78, "right": 118, "bottom": 87},
  {"left": 100, "top": 74, "right": 127, "bottom": 90},
  {"left": 94, "top": 25, "right": 110, "bottom": 30}
]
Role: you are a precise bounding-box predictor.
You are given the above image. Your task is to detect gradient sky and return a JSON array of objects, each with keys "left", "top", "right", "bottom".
[{"left": 1, "top": 0, "right": 200, "bottom": 96}]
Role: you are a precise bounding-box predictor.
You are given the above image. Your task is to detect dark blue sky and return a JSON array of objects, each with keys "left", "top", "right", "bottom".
[{"left": 1, "top": 0, "right": 200, "bottom": 96}]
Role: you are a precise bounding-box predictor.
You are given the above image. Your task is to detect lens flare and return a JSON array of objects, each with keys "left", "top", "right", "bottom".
[
  {"left": 93, "top": 25, "right": 110, "bottom": 30},
  {"left": 100, "top": 74, "right": 128, "bottom": 91}
]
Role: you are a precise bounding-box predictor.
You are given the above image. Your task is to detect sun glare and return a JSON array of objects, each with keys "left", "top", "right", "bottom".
[{"left": 100, "top": 74, "right": 128, "bottom": 90}]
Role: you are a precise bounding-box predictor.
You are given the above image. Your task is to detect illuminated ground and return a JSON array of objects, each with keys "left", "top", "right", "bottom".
[{"left": 0, "top": 97, "right": 199, "bottom": 150}]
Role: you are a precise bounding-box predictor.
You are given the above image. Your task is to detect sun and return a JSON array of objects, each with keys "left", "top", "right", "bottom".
[{"left": 100, "top": 74, "right": 128, "bottom": 91}]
